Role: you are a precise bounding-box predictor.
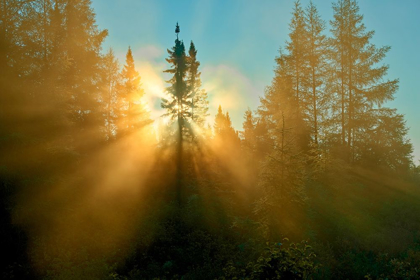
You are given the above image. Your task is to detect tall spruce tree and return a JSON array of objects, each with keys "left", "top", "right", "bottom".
[
  {"left": 286, "top": 0, "right": 308, "bottom": 116},
  {"left": 271, "top": 0, "right": 311, "bottom": 151},
  {"left": 101, "top": 48, "right": 120, "bottom": 140},
  {"left": 214, "top": 105, "right": 239, "bottom": 143},
  {"left": 187, "top": 41, "right": 209, "bottom": 130},
  {"left": 162, "top": 24, "right": 209, "bottom": 142},
  {"left": 330, "top": 0, "right": 399, "bottom": 161},
  {"left": 241, "top": 108, "right": 256, "bottom": 152},
  {"left": 161, "top": 23, "right": 190, "bottom": 205},
  {"left": 255, "top": 1, "right": 312, "bottom": 236},
  {"left": 162, "top": 23, "right": 190, "bottom": 138},
  {"left": 120, "top": 46, "right": 147, "bottom": 135},
  {"left": 63, "top": 0, "right": 107, "bottom": 139},
  {"left": 304, "top": 1, "right": 328, "bottom": 147}
]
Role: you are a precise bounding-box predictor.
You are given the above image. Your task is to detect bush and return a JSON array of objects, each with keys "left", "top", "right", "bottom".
[{"left": 221, "top": 239, "right": 319, "bottom": 280}]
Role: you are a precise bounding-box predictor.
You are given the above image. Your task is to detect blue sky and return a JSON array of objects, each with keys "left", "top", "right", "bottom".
[{"left": 91, "top": 0, "right": 420, "bottom": 162}]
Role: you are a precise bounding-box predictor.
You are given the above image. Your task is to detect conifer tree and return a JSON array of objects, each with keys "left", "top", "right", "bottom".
[
  {"left": 260, "top": 49, "right": 308, "bottom": 152},
  {"left": 286, "top": 0, "right": 308, "bottom": 115},
  {"left": 161, "top": 23, "right": 190, "bottom": 205},
  {"left": 187, "top": 41, "right": 209, "bottom": 129},
  {"left": 255, "top": 2, "right": 312, "bottom": 235},
  {"left": 330, "top": 0, "right": 399, "bottom": 161},
  {"left": 119, "top": 46, "right": 147, "bottom": 135},
  {"left": 162, "top": 24, "right": 209, "bottom": 143},
  {"left": 101, "top": 49, "right": 120, "bottom": 140},
  {"left": 214, "top": 105, "right": 240, "bottom": 145},
  {"left": 0, "top": 0, "right": 108, "bottom": 150},
  {"left": 360, "top": 108, "right": 413, "bottom": 172},
  {"left": 304, "top": 1, "right": 328, "bottom": 146},
  {"left": 267, "top": 1, "right": 311, "bottom": 151},
  {"left": 241, "top": 108, "right": 256, "bottom": 152},
  {"left": 62, "top": 0, "right": 107, "bottom": 133},
  {"left": 214, "top": 105, "right": 226, "bottom": 136},
  {"left": 162, "top": 23, "right": 190, "bottom": 139}
]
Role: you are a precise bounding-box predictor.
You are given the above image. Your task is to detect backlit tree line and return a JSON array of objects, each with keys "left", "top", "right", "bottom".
[
  {"left": 0, "top": 0, "right": 152, "bottom": 152},
  {"left": 242, "top": 0, "right": 416, "bottom": 237},
  {"left": 1, "top": 0, "right": 420, "bottom": 279},
  {"left": 254, "top": 0, "right": 412, "bottom": 173},
  {"left": 3, "top": 0, "right": 408, "bottom": 173}
]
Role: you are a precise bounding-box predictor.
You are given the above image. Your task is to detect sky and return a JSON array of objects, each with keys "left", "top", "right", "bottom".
[{"left": 91, "top": 0, "right": 420, "bottom": 162}]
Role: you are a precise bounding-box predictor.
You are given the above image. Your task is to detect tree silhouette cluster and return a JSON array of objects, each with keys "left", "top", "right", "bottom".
[{"left": 162, "top": 22, "right": 209, "bottom": 142}]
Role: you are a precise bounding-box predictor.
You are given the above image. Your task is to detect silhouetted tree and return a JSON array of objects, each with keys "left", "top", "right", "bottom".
[
  {"left": 187, "top": 41, "right": 209, "bottom": 131},
  {"left": 162, "top": 23, "right": 190, "bottom": 136},
  {"left": 161, "top": 23, "right": 190, "bottom": 205}
]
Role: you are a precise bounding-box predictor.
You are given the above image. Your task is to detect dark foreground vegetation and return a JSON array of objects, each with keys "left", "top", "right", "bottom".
[{"left": 1, "top": 0, "right": 420, "bottom": 279}]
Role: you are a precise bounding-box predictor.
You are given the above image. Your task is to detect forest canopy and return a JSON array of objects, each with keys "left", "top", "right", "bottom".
[{"left": 0, "top": 0, "right": 420, "bottom": 279}]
